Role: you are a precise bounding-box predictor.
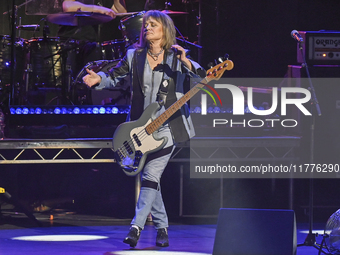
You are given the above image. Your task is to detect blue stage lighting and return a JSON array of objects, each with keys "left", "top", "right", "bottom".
[
  {"left": 54, "top": 107, "right": 61, "bottom": 114},
  {"left": 22, "top": 108, "right": 29, "bottom": 114},
  {"left": 105, "top": 107, "right": 112, "bottom": 114},
  {"left": 99, "top": 107, "right": 105, "bottom": 114},
  {"left": 15, "top": 108, "right": 22, "bottom": 114},
  {"left": 61, "top": 107, "right": 67, "bottom": 114},
  {"left": 112, "top": 107, "right": 119, "bottom": 114},
  {"left": 86, "top": 108, "right": 92, "bottom": 114},
  {"left": 73, "top": 107, "right": 80, "bottom": 114},
  {"left": 213, "top": 107, "right": 221, "bottom": 113},
  {"left": 92, "top": 107, "right": 99, "bottom": 114},
  {"left": 35, "top": 108, "right": 42, "bottom": 114}
]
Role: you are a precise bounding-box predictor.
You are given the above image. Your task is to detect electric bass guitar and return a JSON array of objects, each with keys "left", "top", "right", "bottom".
[{"left": 113, "top": 59, "right": 234, "bottom": 176}]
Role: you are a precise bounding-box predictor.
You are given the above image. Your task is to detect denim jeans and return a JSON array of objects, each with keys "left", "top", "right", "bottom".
[{"left": 131, "top": 126, "right": 174, "bottom": 230}]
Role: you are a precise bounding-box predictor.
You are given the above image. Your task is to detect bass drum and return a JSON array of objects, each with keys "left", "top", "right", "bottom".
[
  {"left": 101, "top": 39, "right": 126, "bottom": 60},
  {"left": 119, "top": 11, "right": 145, "bottom": 46},
  {"left": 26, "top": 37, "right": 78, "bottom": 87},
  {"left": 0, "top": 35, "right": 26, "bottom": 86},
  {"left": 73, "top": 59, "right": 130, "bottom": 105}
]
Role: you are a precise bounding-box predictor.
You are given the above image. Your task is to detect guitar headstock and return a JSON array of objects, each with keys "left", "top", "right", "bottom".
[{"left": 206, "top": 59, "right": 234, "bottom": 81}]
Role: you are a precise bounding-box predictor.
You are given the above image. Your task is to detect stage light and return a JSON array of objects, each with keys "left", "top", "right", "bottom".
[
  {"left": 192, "top": 106, "right": 201, "bottom": 113},
  {"left": 73, "top": 107, "right": 80, "bottom": 114},
  {"left": 9, "top": 106, "right": 130, "bottom": 115},
  {"left": 92, "top": 107, "right": 99, "bottom": 114},
  {"left": 54, "top": 107, "right": 61, "bottom": 114},
  {"left": 99, "top": 107, "right": 105, "bottom": 114},
  {"left": 11, "top": 235, "right": 108, "bottom": 242},
  {"left": 22, "top": 108, "right": 29, "bottom": 114},
  {"left": 15, "top": 108, "right": 22, "bottom": 114},
  {"left": 112, "top": 107, "right": 119, "bottom": 114},
  {"left": 86, "top": 107, "right": 92, "bottom": 114},
  {"left": 105, "top": 107, "right": 112, "bottom": 114},
  {"left": 213, "top": 106, "right": 220, "bottom": 113}
]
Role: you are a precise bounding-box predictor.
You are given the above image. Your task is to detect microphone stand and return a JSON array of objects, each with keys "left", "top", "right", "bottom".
[{"left": 295, "top": 37, "right": 325, "bottom": 253}]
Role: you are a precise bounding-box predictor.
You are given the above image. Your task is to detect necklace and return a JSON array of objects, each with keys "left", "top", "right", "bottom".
[{"left": 147, "top": 48, "right": 164, "bottom": 61}]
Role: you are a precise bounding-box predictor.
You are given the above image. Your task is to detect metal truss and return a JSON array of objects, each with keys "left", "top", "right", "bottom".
[
  {"left": 0, "top": 136, "right": 300, "bottom": 164},
  {"left": 0, "top": 138, "right": 115, "bottom": 164},
  {"left": 171, "top": 136, "right": 301, "bottom": 163}
]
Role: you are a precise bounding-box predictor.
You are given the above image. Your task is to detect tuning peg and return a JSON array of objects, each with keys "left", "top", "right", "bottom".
[
  {"left": 217, "top": 54, "right": 230, "bottom": 63},
  {"left": 217, "top": 56, "right": 224, "bottom": 63},
  {"left": 207, "top": 62, "right": 214, "bottom": 69}
]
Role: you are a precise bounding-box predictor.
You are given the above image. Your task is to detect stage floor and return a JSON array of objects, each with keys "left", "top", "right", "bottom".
[{"left": 0, "top": 211, "right": 330, "bottom": 255}]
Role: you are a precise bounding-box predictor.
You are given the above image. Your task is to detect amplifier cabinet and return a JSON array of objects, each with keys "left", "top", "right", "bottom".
[{"left": 297, "top": 31, "right": 340, "bottom": 65}]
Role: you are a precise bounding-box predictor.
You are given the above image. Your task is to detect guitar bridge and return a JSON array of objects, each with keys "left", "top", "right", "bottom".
[
  {"left": 133, "top": 150, "right": 143, "bottom": 168},
  {"left": 114, "top": 150, "right": 143, "bottom": 173}
]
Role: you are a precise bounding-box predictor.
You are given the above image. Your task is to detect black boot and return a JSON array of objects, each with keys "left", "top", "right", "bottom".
[
  {"left": 156, "top": 228, "right": 169, "bottom": 247},
  {"left": 123, "top": 226, "right": 141, "bottom": 247}
]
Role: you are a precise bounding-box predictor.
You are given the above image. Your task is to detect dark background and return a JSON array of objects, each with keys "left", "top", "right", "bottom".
[{"left": 1, "top": 0, "right": 340, "bottom": 224}]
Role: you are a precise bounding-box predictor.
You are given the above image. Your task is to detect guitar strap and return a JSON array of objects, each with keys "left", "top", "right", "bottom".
[
  {"left": 130, "top": 49, "right": 147, "bottom": 121},
  {"left": 162, "top": 51, "right": 190, "bottom": 143}
]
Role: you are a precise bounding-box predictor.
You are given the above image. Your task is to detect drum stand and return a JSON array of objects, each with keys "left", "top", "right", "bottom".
[{"left": 44, "top": 43, "right": 76, "bottom": 105}]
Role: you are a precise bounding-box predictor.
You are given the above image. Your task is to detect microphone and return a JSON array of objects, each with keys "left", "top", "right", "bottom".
[{"left": 291, "top": 30, "right": 304, "bottom": 43}]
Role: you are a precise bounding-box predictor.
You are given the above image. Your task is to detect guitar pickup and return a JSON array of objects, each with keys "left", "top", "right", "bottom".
[{"left": 133, "top": 134, "right": 142, "bottom": 147}]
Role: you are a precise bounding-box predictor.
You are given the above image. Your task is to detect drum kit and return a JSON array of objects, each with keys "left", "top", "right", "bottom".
[{"left": 1, "top": 7, "right": 196, "bottom": 105}]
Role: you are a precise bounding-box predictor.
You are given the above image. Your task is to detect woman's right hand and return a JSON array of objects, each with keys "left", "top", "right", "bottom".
[{"left": 83, "top": 69, "right": 101, "bottom": 87}]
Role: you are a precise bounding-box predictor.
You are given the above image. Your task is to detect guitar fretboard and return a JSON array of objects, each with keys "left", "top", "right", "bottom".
[
  {"left": 145, "top": 60, "right": 233, "bottom": 135},
  {"left": 145, "top": 78, "right": 207, "bottom": 135}
]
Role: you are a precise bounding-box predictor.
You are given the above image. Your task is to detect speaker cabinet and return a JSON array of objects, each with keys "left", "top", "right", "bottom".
[{"left": 213, "top": 208, "right": 297, "bottom": 255}]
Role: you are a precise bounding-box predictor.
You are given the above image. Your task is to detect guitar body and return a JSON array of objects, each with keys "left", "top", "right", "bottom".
[{"left": 113, "top": 102, "right": 168, "bottom": 176}]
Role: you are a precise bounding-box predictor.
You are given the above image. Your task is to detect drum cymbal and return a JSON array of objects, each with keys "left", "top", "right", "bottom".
[
  {"left": 161, "top": 10, "right": 189, "bottom": 15},
  {"left": 46, "top": 12, "right": 113, "bottom": 26}
]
